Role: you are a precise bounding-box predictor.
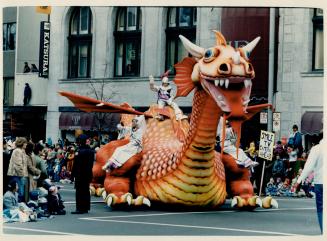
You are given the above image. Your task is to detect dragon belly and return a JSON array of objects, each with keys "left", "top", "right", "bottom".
[{"left": 135, "top": 152, "right": 226, "bottom": 207}]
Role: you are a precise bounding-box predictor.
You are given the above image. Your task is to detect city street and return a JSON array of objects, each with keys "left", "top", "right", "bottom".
[{"left": 3, "top": 183, "right": 321, "bottom": 236}]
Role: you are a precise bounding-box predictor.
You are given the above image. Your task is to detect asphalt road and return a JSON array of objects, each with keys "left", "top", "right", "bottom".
[{"left": 2, "top": 183, "right": 321, "bottom": 236}]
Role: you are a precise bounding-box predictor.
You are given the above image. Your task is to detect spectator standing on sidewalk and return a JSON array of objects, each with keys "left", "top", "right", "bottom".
[
  {"left": 288, "top": 124, "right": 303, "bottom": 158},
  {"left": 71, "top": 134, "right": 94, "bottom": 214},
  {"left": 25, "top": 142, "right": 41, "bottom": 194},
  {"left": 295, "top": 138, "right": 324, "bottom": 233},
  {"left": 33, "top": 143, "right": 48, "bottom": 187},
  {"left": 7, "top": 137, "right": 29, "bottom": 202}
]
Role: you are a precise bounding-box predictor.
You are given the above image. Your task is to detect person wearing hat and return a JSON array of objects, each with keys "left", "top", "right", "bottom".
[
  {"left": 71, "top": 134, "right": 95, "bottom": 214},
  {"left": 102, "top": 115, "right": 146, "bottom": 172},
  {"left": 149, "top": 71, "right": 187, "bottom": 121}
]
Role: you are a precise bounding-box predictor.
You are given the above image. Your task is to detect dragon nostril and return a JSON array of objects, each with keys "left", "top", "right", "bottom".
[{"left": 219, "top": 63, "right": 229, "bottom": 72}]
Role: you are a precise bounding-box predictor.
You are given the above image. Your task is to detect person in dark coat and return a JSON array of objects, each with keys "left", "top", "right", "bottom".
[
  {"left": 71, "top": 134, "right": 94, "bottom": 214},
  {"left": 23, "top": 83, "right": 32, "bottom": 106}
]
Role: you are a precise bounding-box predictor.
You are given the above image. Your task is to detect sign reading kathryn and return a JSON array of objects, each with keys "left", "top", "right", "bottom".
[
  {"left": 39, "top": 21, "right": 50, "bottom": 78},
  {"left": 258, "top": 130, "right": 275, "bottom": 161}
]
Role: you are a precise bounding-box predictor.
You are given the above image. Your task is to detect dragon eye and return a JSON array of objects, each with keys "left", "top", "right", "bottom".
[
  {"left": 203, "top": 48, "right": 218, "bottom": 63},
  {"left": 205, "top": 49, "right": 213, "bottom": 58}
]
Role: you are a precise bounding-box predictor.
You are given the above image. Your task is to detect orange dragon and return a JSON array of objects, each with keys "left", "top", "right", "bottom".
[{"left": 60, "top": 31, "right": 278, "bottom": 210}]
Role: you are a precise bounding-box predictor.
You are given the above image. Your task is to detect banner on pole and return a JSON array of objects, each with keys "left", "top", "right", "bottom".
[
  {"left": 258, "top": 130, "right": 275, "bottom": 161},
  {"left": 39, "top": 21, "right": 50, "bottom": 78},
  {"left": 273, "top": 112, "right": 281, "bottom": 131},
  {"left": 260, "top": 112, "right": 268, "bottom": 124},
  {"left": 36, "top": 6, "right": 52, "bottom": 15}
]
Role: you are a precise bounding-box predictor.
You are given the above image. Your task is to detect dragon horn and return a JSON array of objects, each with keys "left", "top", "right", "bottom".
[
  {"left": 179, "top": 35, "right": 205, "bottom": 59},
  {"left": 240, "top": 36, "right": 261, "bottom": 57},
  {"left": 212, "top": 30, "right": 227, "bottom": 46}
]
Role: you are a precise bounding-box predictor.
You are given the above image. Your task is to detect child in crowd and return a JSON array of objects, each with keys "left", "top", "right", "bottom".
[
  {"left": 47, "top": 186, "right": 66, "bottom": 215},
  {"left": 277, "top": 178, "right": 292, "bottom": 197},
  {"left": 59, "top": 166, "right": 71, "bottom": 184},
  {"left": 265, "top": 177, "right": 278, "bottom": 196},
  {"left": 53, "top": 151, "right": 64, "bottom": 182}
]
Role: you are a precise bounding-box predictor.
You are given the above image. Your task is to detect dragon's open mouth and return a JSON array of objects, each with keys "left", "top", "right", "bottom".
[{"left": 200, "top": 73, "right": 253, "bottom": 112}]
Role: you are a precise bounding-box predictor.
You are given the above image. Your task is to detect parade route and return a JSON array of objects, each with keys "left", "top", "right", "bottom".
[{"left": 2, "top": 183, "right": 321, "bottom": 236}]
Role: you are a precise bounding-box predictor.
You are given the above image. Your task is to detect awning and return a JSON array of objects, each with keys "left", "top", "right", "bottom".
[
  {"left": 59, "top": 112, "right": 121, "bottom": 131},
  {"left": 301, "top": 111, "right": 323, "bottom": 135}
]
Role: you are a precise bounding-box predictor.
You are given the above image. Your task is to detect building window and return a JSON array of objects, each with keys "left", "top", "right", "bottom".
[
  {"left": 68, "top": 7, "right": 92, "bottom": 78},
  {"left": 312, "top": 8, "right": 323, "bottom": 71},
  {"left": 3, "top": 23, "right": 16, "bottom": 51},
  {"left": 166, "top": 7, "right": 197, "bottom": 72},
  {"left": 114, "top": 7, "right": 142, "bottom": 77}
]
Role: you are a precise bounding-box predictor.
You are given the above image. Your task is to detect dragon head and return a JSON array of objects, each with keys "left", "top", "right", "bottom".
[{"left": 179, "top": 31, "right": 260, "bottom": 119}]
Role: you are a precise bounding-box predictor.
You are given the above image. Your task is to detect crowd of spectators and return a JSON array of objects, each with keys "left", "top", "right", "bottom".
[
  {"left": 2, "top": 135, "right": 100, "bottom": 222},
  {"left": 240, "top": 124, "right": 319, "bottom": 198}
]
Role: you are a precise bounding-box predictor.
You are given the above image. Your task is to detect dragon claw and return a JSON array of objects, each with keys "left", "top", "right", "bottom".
[
  {"left": 231, "top": 196, "right": 243, "bottom": 208},
  {"left": 101, "top": 190, "right": 107, "bottom": 200},
  {"left": 133, "top": 196, "right": 151, "bottom": 207},
  {"left": 96, "top": 187, "right": 105, "bottom": 197},
  {"left": 231, "top": 196, "right": 262, "bottom": 209},
  {"left": 121, "top": 193, "right": 133, "bottom": 205},
  {"left": 89, "top": 186, "right": 96, "bottom": 196},
  {"left": 262, "top": 196, "right": 278, "bottom": 209},
  {"left": 105, "top": 193, "right": 118, "bottom": 207},
  {"left": 142, "top": 197, "right": 151, "bottom": 207}
]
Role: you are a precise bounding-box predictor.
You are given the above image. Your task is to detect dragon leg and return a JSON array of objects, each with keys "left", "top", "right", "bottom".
[
  {"left": 90, "top": 139, "right": 130, "bottom": 196},
  {"left": 222, "top": 153, "right": 277, "bottom": 209},
  {"left": 100, "top": 153, "right": 150, "bottom": 207}
]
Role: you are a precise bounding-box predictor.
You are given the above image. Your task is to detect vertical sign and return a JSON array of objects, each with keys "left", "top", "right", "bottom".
[
  {"left": 258, "top": 130, "right": 275, "bottom": 161},
  {"left": 273, "top": 112, "right": 281, "bottom": 132},
  {"left": 260, "top": 112, "right": 268, "bottom": 124},
  {"left": 39, "top": 21, "right": 50, "bottom": 78}
]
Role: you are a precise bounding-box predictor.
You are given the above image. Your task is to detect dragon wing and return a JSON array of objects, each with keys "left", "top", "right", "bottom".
[{"left": 59, "top": 91, "right": 153, "bottom": 117}]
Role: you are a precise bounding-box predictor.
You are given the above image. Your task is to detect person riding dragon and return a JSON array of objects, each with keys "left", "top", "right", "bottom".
[{"left": 60, "top": 30, "right": 278, "bottom": 210}]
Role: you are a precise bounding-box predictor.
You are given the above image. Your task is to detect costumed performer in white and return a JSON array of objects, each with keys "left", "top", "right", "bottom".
[
  {"left": 217, "top": 117, "right": 259, "bottom": 168},
  {"left": 102, "top": 115, "right": 146, "bottom": 173},
  {"left": 149, "top": 71, "right": 187, "bottom": 121}
]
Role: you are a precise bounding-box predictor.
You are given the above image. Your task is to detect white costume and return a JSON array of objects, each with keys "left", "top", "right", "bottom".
[
  {"left": 104, "top": 115, "right": 146, "bottom": 169},
  {"left": 117, "top": 123, "right": 131, "bottom": 140},
  {"left": 149, "top": 75, "right": 186, "bottom": 120},
  {"left": 217, "top": 117, "right": 257, "bottom": 168}
]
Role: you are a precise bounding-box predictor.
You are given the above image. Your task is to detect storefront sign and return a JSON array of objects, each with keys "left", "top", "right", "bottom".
[
  {"left": 258, "top": 130, "right": 275, "bottom": 161},
  {"left": 39, "top": 21, "right": 50, "bottom": 78}
]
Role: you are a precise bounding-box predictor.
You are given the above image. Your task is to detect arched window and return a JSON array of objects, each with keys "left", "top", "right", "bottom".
[
  {"left": 166, "top": 7, "right": 197, "bottom": 71},
  {"left": 68, "top": 7, "right": 92, "bottom": 78},
  {"left": 114, "top": 7, "right": 142, "bottom": 77}
]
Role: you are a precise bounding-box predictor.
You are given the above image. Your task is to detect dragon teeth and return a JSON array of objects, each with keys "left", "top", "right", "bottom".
[
  {"left": 219, "top": 79, "right": 224, "bottom": 86},
  {"left": 225, "top": 79, "right": 229, "bottom": 89},
  {"left": 214, "top": 79, "right": 219, "bottom": 86},
  {"left": 244, "top": 79, "right": 252, "bottom": 88}
]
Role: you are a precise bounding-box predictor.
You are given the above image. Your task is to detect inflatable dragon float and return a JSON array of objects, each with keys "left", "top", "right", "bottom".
[{"left": 60, "top": 31, "right": 278, "bottom": 210}]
